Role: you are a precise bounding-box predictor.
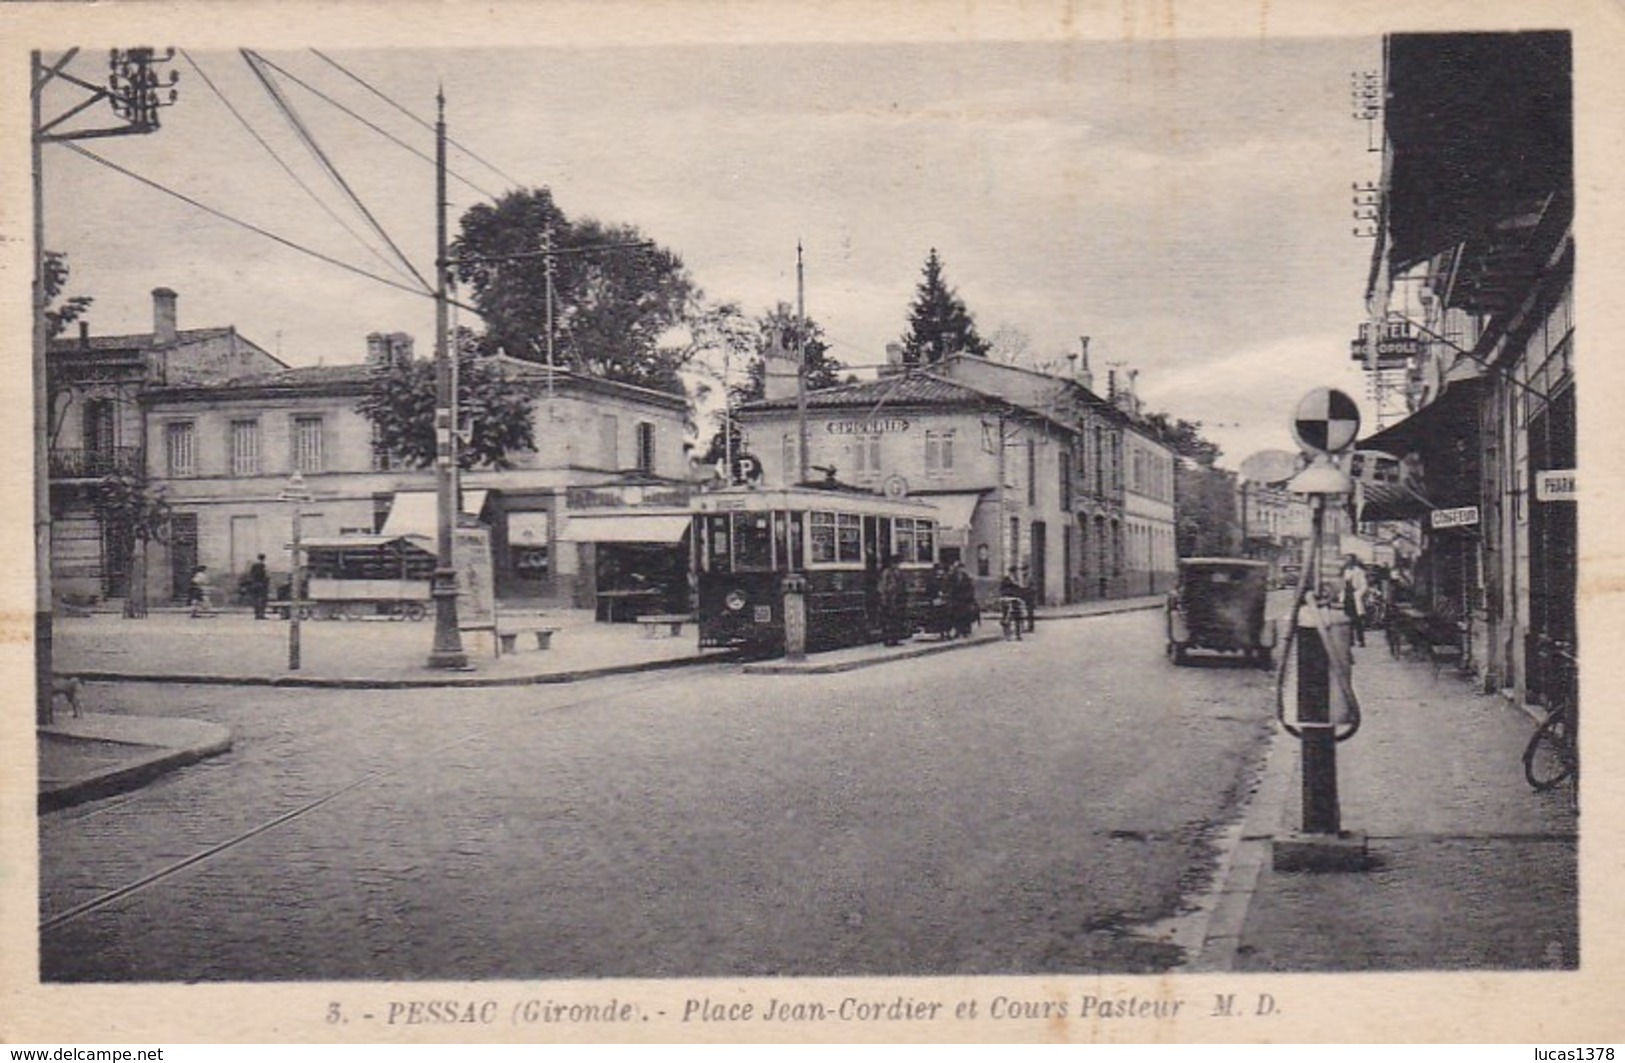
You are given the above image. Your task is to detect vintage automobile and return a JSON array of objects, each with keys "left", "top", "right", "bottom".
[{"left": 1166, "top": 557, "right": 1277, "bottom": 668}]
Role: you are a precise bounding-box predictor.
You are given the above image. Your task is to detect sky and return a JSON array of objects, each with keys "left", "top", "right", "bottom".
[{"left": 39, "top": 34, "right": 1383, "bottom": 469}]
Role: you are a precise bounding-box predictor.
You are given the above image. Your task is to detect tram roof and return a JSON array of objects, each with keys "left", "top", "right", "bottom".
[{"left": 693, "top": 485, "right": 942, "bottom": 518}]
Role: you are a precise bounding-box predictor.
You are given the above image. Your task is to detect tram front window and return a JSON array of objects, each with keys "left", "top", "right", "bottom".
[{"left": 733, "top": 512, "right": 774, "bottom": 570}]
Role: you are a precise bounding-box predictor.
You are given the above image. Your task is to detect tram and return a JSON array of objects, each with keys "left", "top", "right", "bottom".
[
  {"left": 295, "top": 534, "right": 437, "bottom": 620},
  {"left": 692, "top": 484, "right": 941, "bottom": 653}
]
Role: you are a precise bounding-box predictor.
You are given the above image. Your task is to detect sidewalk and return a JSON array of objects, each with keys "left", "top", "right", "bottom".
[
  {"left": 41, "top": 595, "right": 1166, "bottom": 809},
  {"left": 1191, "top": 637, "right": 1579, "bottom": 971}
]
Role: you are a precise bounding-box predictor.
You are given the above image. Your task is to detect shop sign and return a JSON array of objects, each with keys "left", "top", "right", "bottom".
[
  {"left": 826, "top": 417, "right": 910, "bottom": 435},
  {"left": 567, "top": 484, "right": 694, "bottom": 510},
  {"left": 1431, "top": 506, "right": 1480, "bottom": 529},
  {"left": 1536, "top": 469, "right": 1577, "bottom": 502}
]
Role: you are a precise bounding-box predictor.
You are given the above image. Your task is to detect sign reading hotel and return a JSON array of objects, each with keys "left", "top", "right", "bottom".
[
  {"left": 1536, "top": 469, "right": 1576, "bottom": 502},
  {"left": 826, "top": 417, "right": 910, "bottom": 435},
  {"left": 1432, "top": 506, "right": 1480, "bottom": 530}
]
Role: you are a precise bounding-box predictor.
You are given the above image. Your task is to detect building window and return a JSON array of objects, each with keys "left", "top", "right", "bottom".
[
  {"left": 925, "top": 429, "right": 955, "bottom": 477},
  {"left": 292, "top": 416, "right": 324, "bottom": 473},
  {"left": 850, "top": 433, "right": 882, "bottom": 482},
  {"left": 370, "top": 423, "right": 398, "bottom": 472},
  {"left": 165, "top": 421, "right": 195, "bottom": 477},
  {"left": 1027, "top": 439, "right": 1037, "bottom": 506},
  {"left": 230, "top": 419, "right": 261, "bottom": 477},
  {"left": 635, "top": 421, "right": 656, "bottom": 475},
  {"left": 1060, "top": 446, "right": 1075, "bottom": 511}
]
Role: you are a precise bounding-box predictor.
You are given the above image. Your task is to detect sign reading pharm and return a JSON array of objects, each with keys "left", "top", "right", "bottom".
[{"left": 1536, "top": 469, "right": 1577, "bottom": 502}]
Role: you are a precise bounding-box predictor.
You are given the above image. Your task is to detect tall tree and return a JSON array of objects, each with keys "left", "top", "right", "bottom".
[
  {"left": 450, "top": 188, "right": 696, "bottom": 394},
  {"left": 44, "top": 250, "right": 93, "bottom": 338},
  {"left": 1143, "top": 409, "right": 1223, "bottom": 467},
  {"left": 700, "top": 304, "right": 849, "bottom": 465},
  {"left": 357, "top": 331, "right": 542, "bottom": 471},
  {"left": 900, "top": 248, "right": 989, "bottom": 366}
]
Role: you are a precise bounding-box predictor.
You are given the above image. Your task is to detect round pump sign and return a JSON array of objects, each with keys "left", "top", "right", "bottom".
[{"left": 1291, "top": 387, "right": 1361, "bottom": 455}]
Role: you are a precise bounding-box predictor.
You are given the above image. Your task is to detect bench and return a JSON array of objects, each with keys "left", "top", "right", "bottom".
[
  {"left": 637, "top": 614, "right": 691, "bottom": 638},
  {"left": 497, "top": 626, "right": 559, "bottom": 654}
]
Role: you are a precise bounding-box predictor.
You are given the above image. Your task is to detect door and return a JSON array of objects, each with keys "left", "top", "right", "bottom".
[
  {"left": 170, "top": 513, "right": 199, "bottom": 601},
  {"left": 1030, "top": 521, "right": 1047, "bottom": 605}
]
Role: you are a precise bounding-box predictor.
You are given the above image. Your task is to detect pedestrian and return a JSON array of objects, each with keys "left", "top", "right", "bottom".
[
  {"left": 188, "top": 564, "right": 211, "bottom": 618},
  {"left": 948, "top": 559, "right": 978, "bottom": 639},
  {"left": 1340, "top": 554, "right": 1368, "bottom": 647},
  {"left": 247, "top": 554, "right": 270, "bottom": 620},
  {"left": 925, "top": 562, "right": 948, "bottom": 639},
  {"left": 878, "top": 556, "right": 908, "bottom": 646},
  {"left": 998, "top": 567, "right": 1026, "bottom": 640}
]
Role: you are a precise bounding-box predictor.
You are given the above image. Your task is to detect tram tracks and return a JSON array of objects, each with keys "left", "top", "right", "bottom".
[{"left": 39, "top": 672, "right": 683, "bottom": 936}]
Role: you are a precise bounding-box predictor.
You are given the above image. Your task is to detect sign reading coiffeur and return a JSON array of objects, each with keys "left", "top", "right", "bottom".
[{"left": 1432, "top": 506, "right": 1480, "bottom": 529}]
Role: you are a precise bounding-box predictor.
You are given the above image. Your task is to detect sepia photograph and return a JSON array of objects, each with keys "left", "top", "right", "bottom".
[{"left": 2, "top": 0, "right": 1619, "bottom": 1046}]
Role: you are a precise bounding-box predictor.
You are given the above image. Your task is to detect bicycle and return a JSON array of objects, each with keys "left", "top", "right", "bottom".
[
  {"left": 1522, "top": 638, "right": 1578, "bottom": 796},
  {"left": 998, "top": 596, "right": 1026, "bottom": 641}
]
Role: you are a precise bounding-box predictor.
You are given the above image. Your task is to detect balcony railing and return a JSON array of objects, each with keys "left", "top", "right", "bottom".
[{"left": 49, "top": 446, "right": 143, "bottom": 479}]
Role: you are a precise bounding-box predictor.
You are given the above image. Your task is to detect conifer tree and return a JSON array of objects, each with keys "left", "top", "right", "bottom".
[{"left": 900, "top": 248, "right": 989, "bottom": 366}]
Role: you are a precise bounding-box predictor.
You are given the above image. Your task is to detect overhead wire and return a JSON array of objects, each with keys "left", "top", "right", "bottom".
[
  {"left": 60, "top": 140, "right": 439, "bottom": 303},
  {"left": 241, "top": 48, "right": 433, "bottom": 294},
  {"left": 310, "top": 47, "right": 525, "bottom": 191},
  {"left": 251, "top": 50, "right": 499, "bottom": 200},
  {"left": 178, "top": 48, "right": 418, "bottom": 288}
]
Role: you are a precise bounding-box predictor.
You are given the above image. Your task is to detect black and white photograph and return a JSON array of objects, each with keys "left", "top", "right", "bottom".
[{"left": 2, "top": 0, "right": 1618, "bottom": 1046}]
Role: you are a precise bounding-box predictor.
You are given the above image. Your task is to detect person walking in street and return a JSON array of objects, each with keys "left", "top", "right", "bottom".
[
  {"left": 246, "top": 554, "right": 270, "bottom": 620},
  {"left": 878, "top": 555, "right": 908, "bottom": 646},
  {"left": 188, "top": 564, "right": 211, "bottom": 618},
  {"left": 998, "top": 567, "right": 1027, "bottom": 640},
  {"left": 948, "top": 559, "right": 978, "bottom": 639},
  {"left": 924, "top": 562, "right": 948, "bottom": 639},
  {"left": 1341, "top": 554, "right": 1368, "bottom": 647}
]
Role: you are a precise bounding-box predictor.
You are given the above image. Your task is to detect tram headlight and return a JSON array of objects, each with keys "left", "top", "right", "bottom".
[{"left": 724, "top": 589, "right": 748, "bottom": 612}]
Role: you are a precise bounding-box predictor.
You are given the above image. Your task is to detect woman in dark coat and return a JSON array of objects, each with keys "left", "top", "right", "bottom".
[
  {"left": 878, "top": 558, "right": 908, "bottom": 646},
  {"left": 948, "top": 560, "right": 978, "bottom": 639}
]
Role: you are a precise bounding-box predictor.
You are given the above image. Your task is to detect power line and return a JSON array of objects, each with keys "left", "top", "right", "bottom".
[
  {"left": 179, "top": 49, "right": 418, "bottom": 288},
  {"left": 241, "top": 49, "right": 432, "bottom": 294},
  {"left": 252, "top": 50, "right": 498, "bottom": 200},
  {"left": 311, "top": 48, "right": 524, "bottom": 191},
  {"left": 61, "top": 140, "right": 439, "bottom": 303}
]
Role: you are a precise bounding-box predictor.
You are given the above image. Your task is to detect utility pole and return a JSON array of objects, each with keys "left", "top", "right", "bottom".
[
  {"left": 796, "top": 242, "right": 809, "bottom": 486},
  {"left": 32, "top": 48, "right": 179, "bottom": 723},
  {"left": 427, "top": 87, "right": 467, "bottom": 669}
]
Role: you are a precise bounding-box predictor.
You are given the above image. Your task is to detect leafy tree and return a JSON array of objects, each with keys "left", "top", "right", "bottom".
[
  {"left": 700, "top": 304, "right": 849, "bottom": 465},
  {"left": 357, "top": 334, "right": 542, "bottom": 471},
  {"left": 900, "top": 248, "right": 989, "bottom": 366},
  {"left": 1176, "top": 462, "right": 1242, "bottom": 557},
  {"left": 451, "top": 188, "right": 696, "bottom": 394},
  {"left": 44, "top": 250, "right": 93, "bottom": 338},
  {"left": 90, "top": 471, "right": 171, "bottom": 618},
  {"left": 1143, "top": 410, "right": 1223, "bottom": 467}
]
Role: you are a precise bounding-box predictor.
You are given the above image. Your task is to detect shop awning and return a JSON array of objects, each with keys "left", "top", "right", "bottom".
[
  {"left": 921, "top": 492, "right": 983, "bottom": 531},
  {"left": 380, "top": 489, "right": 488, "bottom": 538},
  {"left": 507, "top": 511, "right": 550, "bottom": 545},
  {"left": 564, "top": 513, "right": 690, "bottom": 544},
  {"left": 1355, "top": 378, "right": 1484, "bottom": 522}
]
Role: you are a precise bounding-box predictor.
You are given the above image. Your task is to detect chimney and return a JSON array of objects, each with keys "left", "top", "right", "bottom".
[
  {"left": 1127, "top": 368, "right": 1141, "bottom": 417},
  {"left": 79, "top": 320, "right": 90, "bottom": 348},
  {"left": 365, "top": 332, "right": 387, "bottom": 365},
  {"left": 152, "top": 287, "right": 178, "bottom": 346},
  {"left": 386, "top": 332, "right": 414, "bottom": 363},
  {"left": 880, "top": 342, "right": 907, "bottom": 377},
  {"left": 1107, "top": 368, "right": 1117, "bottom": 401},
  {"left": 1076, "top": 336, "right": 1094, "bottom": 392}
]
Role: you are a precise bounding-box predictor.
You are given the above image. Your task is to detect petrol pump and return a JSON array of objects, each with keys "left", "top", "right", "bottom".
[{"left": 1273, "top": 387, "right": 1370, "bottom": 872}]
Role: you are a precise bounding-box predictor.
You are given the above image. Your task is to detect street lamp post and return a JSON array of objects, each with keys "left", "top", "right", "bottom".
[
  {"left": 427, "top": 88, "right": 468, "bottom": 670},
  {"left": 280, "top": 471, "right": 313, "bottom": 671}
]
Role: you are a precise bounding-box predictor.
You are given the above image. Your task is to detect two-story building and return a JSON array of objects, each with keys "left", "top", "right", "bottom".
[
  {"left": 734, "top": 342, "right": 1178, "bottom": 607},
  {"left": 141, "top": 342, "right": 693, "bottom": 614},
  {"left": 46, "top": 287, "right": 284, "bottom": 603}
]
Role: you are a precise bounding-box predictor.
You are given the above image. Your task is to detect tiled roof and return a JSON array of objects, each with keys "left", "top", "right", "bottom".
[
  {"left": 47, "top": 327, "right": 234, "bottom": 355},
  {"left": 740, "top": 372, "right": 995, "bottom": 412}
]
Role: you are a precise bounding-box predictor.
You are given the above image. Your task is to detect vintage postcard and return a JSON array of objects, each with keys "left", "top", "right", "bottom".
[{"left": 1, "top": 0, "right": 1620, "bottom": 1046}]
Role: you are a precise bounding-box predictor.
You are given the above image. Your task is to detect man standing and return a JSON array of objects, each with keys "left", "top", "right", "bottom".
[
  {"left": 247, "top": 554, "right": 270, "bottom": 620},
  {"left": 878, "top": 556, "right": 908, "bottom": 646},
  {"left": 1340, "top": 554, "right": 1368, "bottom": 647}
]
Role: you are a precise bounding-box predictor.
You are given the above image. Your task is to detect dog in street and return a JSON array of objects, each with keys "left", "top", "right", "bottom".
[{"left": 51, "top": 675, "right": 82, "bottom": 718}]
